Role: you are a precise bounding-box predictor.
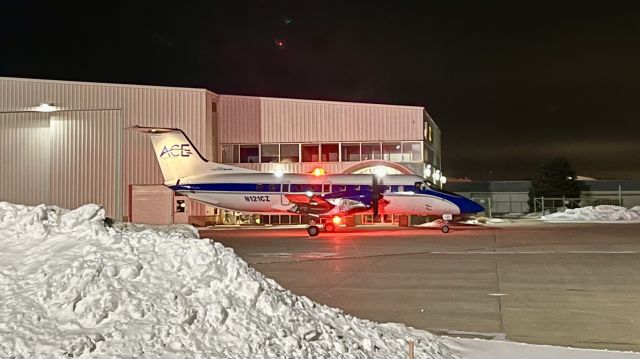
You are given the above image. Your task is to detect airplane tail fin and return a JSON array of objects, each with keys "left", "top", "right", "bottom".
[{"left": 130, "top": 126, "right": 257, "bottom": 183}]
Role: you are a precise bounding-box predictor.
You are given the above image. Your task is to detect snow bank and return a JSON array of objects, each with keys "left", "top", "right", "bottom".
[
  {"left": 541, "top": 205, "right": 640, "bottom": 223},
  {"left": 0, "top": 202, "right": 451, "bottom": 359}
]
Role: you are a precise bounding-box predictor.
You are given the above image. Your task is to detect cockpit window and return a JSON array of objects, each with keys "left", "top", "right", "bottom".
[{"left": 422, "top": 180, "right": 460, "bottom": 196}]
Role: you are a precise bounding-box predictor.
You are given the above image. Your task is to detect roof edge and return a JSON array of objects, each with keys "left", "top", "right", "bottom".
[
  {"left": 219, "top": 94, "right": 425, "bottom": 110},
  {"left": 0, "top": 76, "right": 219, "bottom": 95}
]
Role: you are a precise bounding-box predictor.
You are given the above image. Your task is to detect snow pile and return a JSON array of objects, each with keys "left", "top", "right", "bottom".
[
  {"left": 463, "top": 217, "right": 505, "bottom": 225},
  {"left": 541, "top": 205, "right": 640, "bottom": 223},
  {"left": 0, "top": 202, "right": 452, "bottom": 359}
]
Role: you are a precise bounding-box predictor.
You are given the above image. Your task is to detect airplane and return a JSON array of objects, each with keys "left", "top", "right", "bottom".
[{"left": 132, "top": 126, "right": 484, "bottom": 236}]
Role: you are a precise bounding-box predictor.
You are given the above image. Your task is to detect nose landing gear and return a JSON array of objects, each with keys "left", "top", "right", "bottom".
[{"left": 441, "top": 213, "right": 453, "bottom": 233}]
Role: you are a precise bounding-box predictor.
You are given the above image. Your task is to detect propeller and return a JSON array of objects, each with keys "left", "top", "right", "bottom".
[{"left": 371, "top": 174, "right": 383, "bottom": 221}]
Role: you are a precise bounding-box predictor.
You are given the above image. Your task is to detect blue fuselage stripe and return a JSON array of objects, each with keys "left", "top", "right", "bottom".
[{"left": 168, "top": 182, "right": 483, "bottom": 214}]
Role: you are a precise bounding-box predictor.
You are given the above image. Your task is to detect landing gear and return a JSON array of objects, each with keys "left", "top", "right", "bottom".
[
  {"left": 441, "top": 214, "right": 452, "bottom": 234},
  {"left": 324, "top": 222, "right": 336, "bottom": 232},
  {"left": 307, "top": 225, "right": 320, "bottom": 237}
]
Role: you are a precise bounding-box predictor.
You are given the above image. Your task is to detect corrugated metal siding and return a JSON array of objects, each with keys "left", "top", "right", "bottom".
[
  {"left": 0, "top": 113, "right": 50, "bottom": 205},
  {"left": 258, "top": 97, "right": 424, "bottom": 143},
  {"left": 218, "top": 96, "right": 262, "bottom": 143},
  {"left": 49, "top": 111, "right": 121, "bottom": 218},
  {"left": 0, "top": 77, "right": 210, "bottom": 218}
]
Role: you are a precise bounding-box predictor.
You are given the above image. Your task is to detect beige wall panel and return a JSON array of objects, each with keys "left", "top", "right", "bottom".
[
  {"left": 49, "top": 111, "right": 121, "bottom": 218},
  {"left": 218, "top": 96, "right": 261, "bottom": 143},
  {"left": 258, "top": 97, "right": 424, "bottom": 143},
  {"left": 0, "top": 113, "right": 50, "bottom": 205},
  {"left": 130, "top": 185, "right": 173, "bottom": 224}
]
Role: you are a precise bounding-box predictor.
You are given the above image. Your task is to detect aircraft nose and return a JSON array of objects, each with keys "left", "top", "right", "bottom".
[{"left": 457, "top": 197, "right": 485, "bottom": 214}]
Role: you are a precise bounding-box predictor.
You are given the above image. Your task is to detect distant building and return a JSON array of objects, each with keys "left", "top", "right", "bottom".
[{"left": 448, "top": 180, "right": 640, "bottom": 216}]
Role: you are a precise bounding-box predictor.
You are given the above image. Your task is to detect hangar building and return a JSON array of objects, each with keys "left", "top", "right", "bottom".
[{"left": 0, "top": 77, "right": 442, "bottom": 224}]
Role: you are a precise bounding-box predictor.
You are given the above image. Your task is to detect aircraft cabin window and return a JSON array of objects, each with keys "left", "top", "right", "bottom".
[
  {"left": 291, "top": 184, "right": 301, "bottom": 192},
  {"left": 310, "top": 184, "right": 321, "bottom": 192},
  {"left": 257, "top": 184, "right": 263, "bottom": 191},
  {"left": 282, "top": 184, "right": 289, "bottom": 192},
  {"left": 269, "top": 184, "right": 276, "bottom": 192}
]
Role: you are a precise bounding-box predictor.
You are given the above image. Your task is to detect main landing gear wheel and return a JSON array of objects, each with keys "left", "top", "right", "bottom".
[
  {"left": 307, "top": 225, "right": 320, "bottom": 237},
  {"left": 441, "top": 225, "right": 450, "bottom": 233},
  {"left": 324, "top": 222, "right": 336, "bottom": 232}
]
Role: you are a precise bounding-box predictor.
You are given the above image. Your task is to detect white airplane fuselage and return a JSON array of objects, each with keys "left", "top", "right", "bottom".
[{"left": 168, "top": 172, "right": 475, "bottom": 217}]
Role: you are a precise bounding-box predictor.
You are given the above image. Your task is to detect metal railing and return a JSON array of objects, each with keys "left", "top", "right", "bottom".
[{"left": 533, "top": 196, "right": 623, "bottom": 214}]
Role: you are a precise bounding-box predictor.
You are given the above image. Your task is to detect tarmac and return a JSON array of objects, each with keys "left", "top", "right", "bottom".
[{"left": 200, "top": 221, "right": 640, "bottom": 352}]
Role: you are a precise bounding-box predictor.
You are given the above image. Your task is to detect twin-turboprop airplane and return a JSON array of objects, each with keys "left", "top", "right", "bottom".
[{"left": 133, "top": 126, "right": 484, "bottom": 236}]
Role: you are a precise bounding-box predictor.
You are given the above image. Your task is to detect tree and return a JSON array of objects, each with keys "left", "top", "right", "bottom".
[{"left": 528, "top": 157, "right": 581, "bottom": 211}]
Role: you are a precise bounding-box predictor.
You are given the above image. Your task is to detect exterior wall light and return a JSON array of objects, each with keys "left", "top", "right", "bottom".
[
  {"left": 433, "top": 170, "right": 441, "bottom": 182},
  {"left": 374, "top": 166, "right": 387, "bottom": 178},
  {"left": 35, "top": 103, "right": 58, "bottom": 112},
  {"left": 424, "top": 164, "right": 432, "bottom": 178}
]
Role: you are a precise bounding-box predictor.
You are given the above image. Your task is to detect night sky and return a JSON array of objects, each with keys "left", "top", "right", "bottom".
[{"left": 2, "top": 1, "right": 639, "bottom": 180}]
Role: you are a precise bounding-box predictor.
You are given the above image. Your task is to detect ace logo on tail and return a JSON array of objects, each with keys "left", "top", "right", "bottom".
[{"left": 160, "top": 144, "right": 192, "bottom": 158}]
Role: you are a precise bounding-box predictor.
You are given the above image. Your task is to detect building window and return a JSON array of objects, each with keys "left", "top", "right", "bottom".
[
  {"left": 321, "top": 143, "right": 339, "bottom": 162},
  {"left": 382, "top": 142, "right": 402, "bottom": 162},
  {"left": 425, "top": 146, "right": 435, "bottom": 165},
  {"left": 222, "top": 144, "right": 239, "bottom": 163},
  {"left": 261, "top": 144, "right": 279, "bottom": 163},
  {"left": 361, "top": 143, "right": 381, "bottom": 160},
  {"left": 428, "top": 125, "right": 433, "bottom": 142},
  {"left": 280, "top": 144, "right": 300, "bottom": 163},
  {"left": 341, "top": 143, "right": 360, "bottom": 162},
  {"left": 402, "top": 142, "right": 422, "bottom": 162},
  {"left": 240, "top": 145, "right": 259, "bottom": 163},
  {"left": 302, "top": 144, "right": 319, "bottom": 162}
]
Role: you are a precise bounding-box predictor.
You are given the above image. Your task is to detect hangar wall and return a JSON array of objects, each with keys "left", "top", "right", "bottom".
[
  {"left": 218, "top": 95, "right": 424, "bottom": 144},
  {"left": 0, "top": 77, "right": 216, "bottom": 219}
]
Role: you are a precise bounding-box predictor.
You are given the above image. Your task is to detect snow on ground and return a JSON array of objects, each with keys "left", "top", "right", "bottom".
[
  {"left": 417, "top": 218, "right": 505, "bottom": 227},
  {"left": 1, "top": 202, "right": 638, "bottom": 359},
  {"left": 541, "top": 205, "right": 640, "bottom": 223},
  {"left": 0, "top": 202, "right": 451, "bottom": 359},
  {"left": 462, "top": 217, "right": 505, "bottom": 225}
]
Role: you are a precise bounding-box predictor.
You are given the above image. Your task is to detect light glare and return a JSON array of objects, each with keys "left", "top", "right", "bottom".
[{"left": 35, "top": 103, "right": 57, "bottom": 112}]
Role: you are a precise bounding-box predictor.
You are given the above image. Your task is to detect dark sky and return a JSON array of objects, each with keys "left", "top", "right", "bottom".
[{"left": 2, "top": 1, "right": 639, "bottom": 180}]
